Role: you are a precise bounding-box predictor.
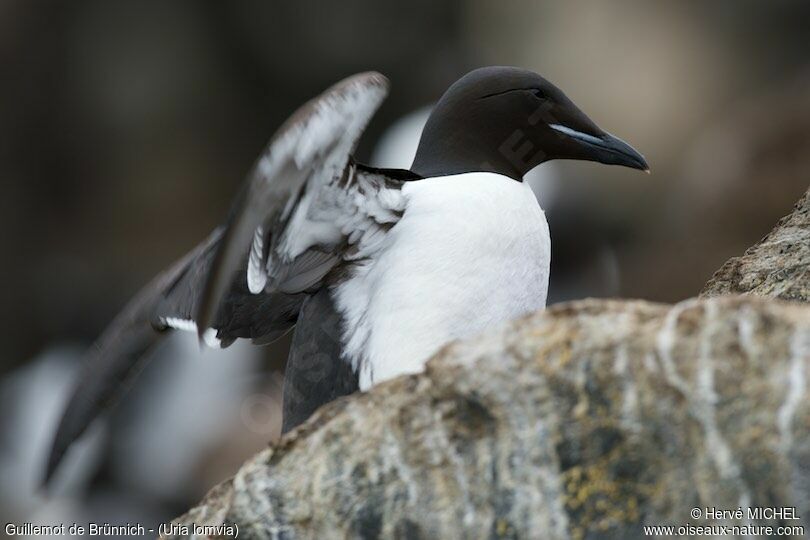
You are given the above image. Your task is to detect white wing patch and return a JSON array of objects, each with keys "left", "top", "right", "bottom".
[
  {"left": 161, "top": 317, "right": 222, "bottom": 348},
  {"left": 247, "top": 226, "right": 268, "bottom": 294},
  {"left": 162, "top": 317, "right": 197, "bottom": 333}
]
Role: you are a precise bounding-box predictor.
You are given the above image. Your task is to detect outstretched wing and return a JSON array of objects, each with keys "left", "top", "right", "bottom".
[
  {"left": 196, "top": 72, "right": 398, "bottom": 337},
  {"left": 43, "top": 230, "right": 305, "bottom": 485},
  {"left": 45, "top": 72, "right": 407, "bottom": 485},
  {"left": 151, "top": 229, "right": 306, "bottom": 347}
]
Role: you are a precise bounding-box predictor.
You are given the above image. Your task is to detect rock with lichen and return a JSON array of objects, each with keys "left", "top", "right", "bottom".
[
  {"left": 167, "top": 295, "right": 810, "bottom": 539},
  {"left": 702, "top": 186, "right": 810, "bottom": 302}
]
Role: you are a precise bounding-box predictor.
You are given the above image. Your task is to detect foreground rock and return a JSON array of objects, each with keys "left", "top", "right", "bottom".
[
  {"left": 170, "top": 296, "right": 810, "bottom": 539},
  {"left": 702, "top": 186, "right": 809, "bottom": 302}
]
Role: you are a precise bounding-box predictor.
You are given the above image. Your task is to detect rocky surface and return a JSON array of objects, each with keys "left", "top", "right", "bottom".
[
  {"left": 702, "top": 186, "right": 809, "bottom": 302},
  {"left": 169, "top": 296, "right": 810, "bottom": 539}
]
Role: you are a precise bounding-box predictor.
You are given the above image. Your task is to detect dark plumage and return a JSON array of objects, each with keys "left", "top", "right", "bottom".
[{"left": 412, "top": 66, "right": 648, "bottom": 179}]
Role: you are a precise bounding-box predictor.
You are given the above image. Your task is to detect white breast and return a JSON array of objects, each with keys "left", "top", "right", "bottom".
[{"left": 333, "top": 172, "right": 551, "bottom": 390}]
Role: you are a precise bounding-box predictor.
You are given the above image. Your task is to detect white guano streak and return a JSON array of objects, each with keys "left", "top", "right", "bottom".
[{"left": 778, "top": 327, "right": 810, "bottom": 449}]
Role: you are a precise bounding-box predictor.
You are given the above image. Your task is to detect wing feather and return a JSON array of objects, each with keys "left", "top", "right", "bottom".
[
  {"left": 44, "top": 228, "right": 305, "bottom": 485},
  {"left": 196, "top": 72, "right": 392, "bottom": 335},
  {"left": 45, "top": 72, "right": 409, "bottom": 485}
]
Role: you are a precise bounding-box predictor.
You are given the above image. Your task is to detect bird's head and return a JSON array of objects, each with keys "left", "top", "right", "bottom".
[{"left": 411, "top": 66, "right": 648, "bottom": 180}]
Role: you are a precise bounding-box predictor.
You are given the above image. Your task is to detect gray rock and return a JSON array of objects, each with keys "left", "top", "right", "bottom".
[
  {"left": 702, "top": 186, "right": 810, "bottom": 302},
  {"left": 168, "top": 296, "right": 810, "bottom": 539}
]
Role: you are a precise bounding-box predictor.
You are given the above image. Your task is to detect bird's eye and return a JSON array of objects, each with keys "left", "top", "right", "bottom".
[{"left": 531, "top": 88, "right": 547, "bottom": 100}]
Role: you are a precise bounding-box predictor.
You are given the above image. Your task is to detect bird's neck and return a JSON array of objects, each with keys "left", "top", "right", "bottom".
[{"left": 410, "top": 117, "right": 529, "bottom": 181}]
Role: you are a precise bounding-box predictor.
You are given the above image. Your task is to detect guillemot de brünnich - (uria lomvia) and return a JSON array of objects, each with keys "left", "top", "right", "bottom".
[{"left": 44, "top": 66, "right": 648, "bottom": 484}]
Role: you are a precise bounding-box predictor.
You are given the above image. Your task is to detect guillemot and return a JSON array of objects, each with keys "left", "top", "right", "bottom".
[{"left": 44, "top": 66, "right": 648, "bottom": 484}]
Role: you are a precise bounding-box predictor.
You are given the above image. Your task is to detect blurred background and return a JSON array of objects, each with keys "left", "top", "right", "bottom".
[{"left": 2, "top": 0, "right": 809, "bottom": 535}]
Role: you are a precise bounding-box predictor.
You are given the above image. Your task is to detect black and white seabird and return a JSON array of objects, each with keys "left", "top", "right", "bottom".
[{"left": 44, "top": 66, "right": 648, "bottom": 484}]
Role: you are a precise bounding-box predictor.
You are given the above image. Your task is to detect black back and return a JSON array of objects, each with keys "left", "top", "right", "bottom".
[{"left": 281, "top": 288, "right": 358, "bottom": 433}]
